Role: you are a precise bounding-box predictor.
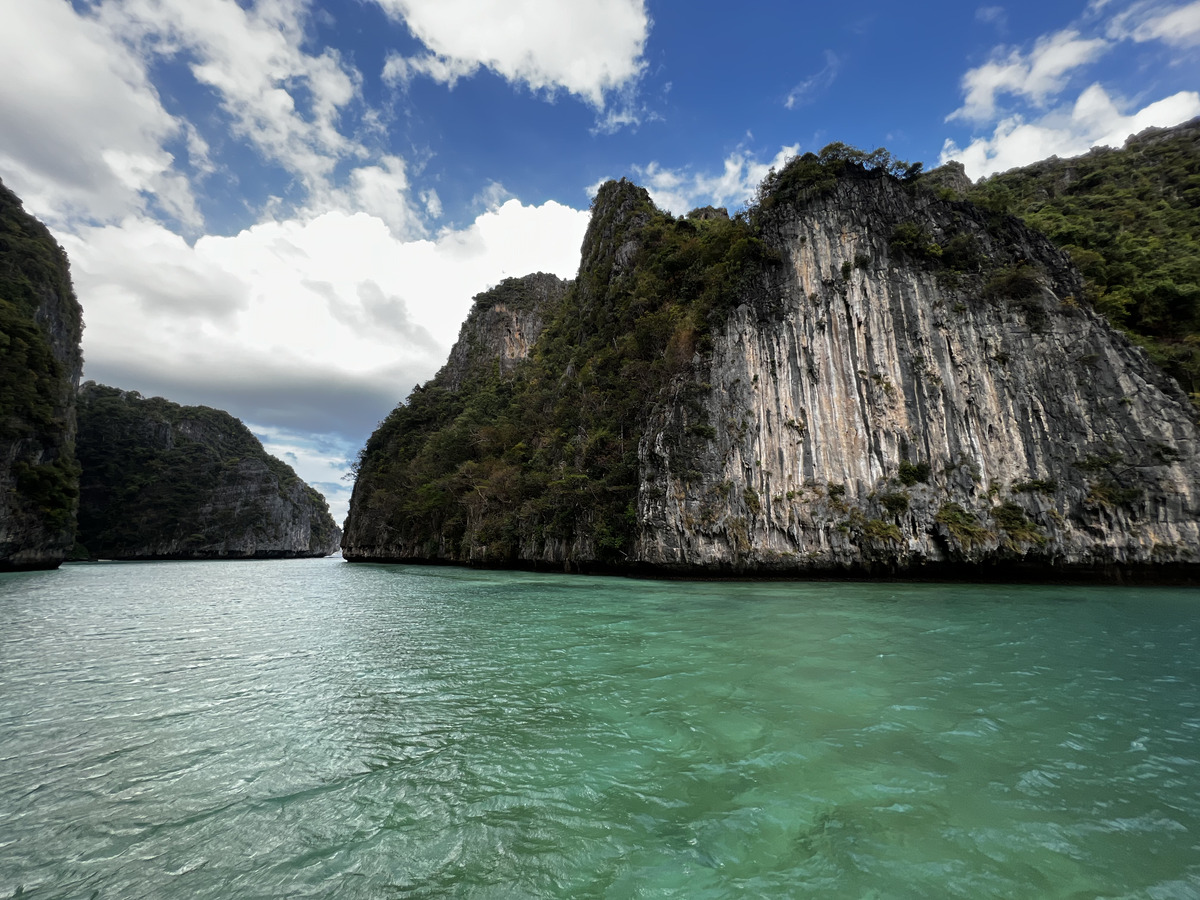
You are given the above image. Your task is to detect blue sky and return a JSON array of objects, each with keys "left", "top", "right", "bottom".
[{"left": 2, "top": 0, "right": 1198, "bottom": 522}]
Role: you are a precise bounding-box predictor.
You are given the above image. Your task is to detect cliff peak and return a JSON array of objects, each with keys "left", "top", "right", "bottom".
[
  {"left": 344, "top": 153, "right": 1200, "bottom": 581},
  {"left": 441, "top": 273, "right": 569, "bottom": 392},
  {"left": 580, "top": 178, "right": 656, "bottom": 278}
]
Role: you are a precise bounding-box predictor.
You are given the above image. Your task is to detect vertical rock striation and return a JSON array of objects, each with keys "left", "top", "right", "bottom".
[
  {"left": 344, "top": 164, "right": 1200, "bottom": 581},
  {"left": 637, "top": 172, "right": 1200, "bottom": 577},
  {"left": 0, "top": 179, "right": 84, "bottom": 570},
  {"left": 76, "top": 384, "right": 341, "bottom": 559}
]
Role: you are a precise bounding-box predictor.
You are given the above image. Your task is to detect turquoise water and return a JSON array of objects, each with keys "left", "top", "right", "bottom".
[{"left": 1, "top": 560, "right": 1199, "bottom": 898}]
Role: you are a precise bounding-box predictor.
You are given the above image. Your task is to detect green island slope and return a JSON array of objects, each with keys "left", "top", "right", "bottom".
[
  {"left": 962, "top": 117, "right": 1200, "bottom": 403},
  {"left": 344, "top": 143, "right": 1200, "bottom": 580},
  {"left": 344, "top": 176, "right": 782, "bottom": 568},
  {"left": 0, "top": 178, "right": 84, "bottom": 570},
  {"left": 76, "top": 383, "right": 340, "bottom": 560}
]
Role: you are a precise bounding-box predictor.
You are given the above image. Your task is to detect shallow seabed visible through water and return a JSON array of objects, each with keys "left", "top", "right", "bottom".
[{"left": 1, "top": 558, "right": 1199, "bottom": 898}]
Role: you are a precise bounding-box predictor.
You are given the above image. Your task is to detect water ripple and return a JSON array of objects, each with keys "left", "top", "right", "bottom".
[{"left": 1, "top": 561, "right": 1199, "bottom": 897}]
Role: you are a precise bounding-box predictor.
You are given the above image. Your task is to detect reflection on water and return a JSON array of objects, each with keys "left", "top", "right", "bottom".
[{"left": 2, "top": 560, "right": 1199, "bottom": 897}]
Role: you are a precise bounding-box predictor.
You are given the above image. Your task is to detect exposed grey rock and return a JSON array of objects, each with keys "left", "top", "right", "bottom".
[
  {"left": 441, "top": 273, "right": 567, "bottom": 391},
  {"left": 636, "top": 173, "right": 1200, "bottom": 576},
  {"left": 687, "top": 206, "right": 730, "bottom": 221},
  {"left": 341, "top": 273, "right": 569, "bottom": 559},
  {"left": 345, "top": 168, "right": 1200, "bottom": 581},
  {"left": 918, "top": 160, "right": 972, "bottom": 197}
]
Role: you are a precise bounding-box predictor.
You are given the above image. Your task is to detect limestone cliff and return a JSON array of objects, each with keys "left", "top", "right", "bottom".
[
  {"left": 344, "top": 158, "right": 1200, "bottom": 581},
  {"left": 638, "top": 171, "right": 1200, "bottom": 577},
  {"left": 441, "top": 273, "right": 564, "bottom": 391},
  {"left": 0, "top": 179, "right": 84, "bottom": 570},
  {"left": 77, "top": 383, "right": 340, "bottom": 559},
  {"left": 343, "top": 273, "right": 569, "bottom": 558}
]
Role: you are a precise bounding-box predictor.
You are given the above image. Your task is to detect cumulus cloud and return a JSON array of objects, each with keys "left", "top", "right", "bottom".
[
  {"left": 59, "top": 198, "right": 590, "bottom": 504},
  {"left": 941, "top": 84, "right": 1200, "bottom": 179},
  {"left": 0, "top": 0, "right": 196, "bottom": 226},
  {"left": 320, "top": 154, "right": 426, "bottom": 239},
  {"left": 373, "top": 0, "right": 649, "bottom": 107},
  {"left": 96, "top": 0, "right": 365, "bottom": 198},
  {"left": 0, "top": 0, "right": 394, "bottom": 231},
  {"left": 948, "top": 29, "right": 1110, "bottom": 122},
  {"left": 63, "top": 217, "right": 251, "bottom": 320},
  {"left": 624, "top": 145, "right": 800, "bottom": 215},
  {"left": 943, "top": 1, "right": 1200, "bottom": 178}
]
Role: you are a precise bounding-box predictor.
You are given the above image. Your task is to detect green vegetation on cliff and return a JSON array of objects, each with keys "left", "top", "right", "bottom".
[
  {"left": 0, "top": 179, "right": 83, "bottom": 565},
  {"left": 352, "top": 182, "right": 780, "bottom": 563},
  {"left": 347, "top": 151, "right": 1059, "bottom": 566},
  {"left": 752, "top": 142, "right": 923, "bottom": 215},
  {"left": 348, "top": 136, "right": 1200, "bottom": 576},
  {"left": 77, "top": 384, "right": 338, "bottom": 559},
  {"left": 963, "top": 119, "right": 1200, "bottom": 401}
]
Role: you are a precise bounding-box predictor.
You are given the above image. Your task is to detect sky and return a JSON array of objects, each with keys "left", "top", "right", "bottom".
[{"left": 2, "top": 0, "right": 1198, "bottom": 525}]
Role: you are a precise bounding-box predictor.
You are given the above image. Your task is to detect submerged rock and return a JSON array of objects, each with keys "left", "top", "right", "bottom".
[{"left": 76, "top": 384, "right": 340, "bottom": 559}]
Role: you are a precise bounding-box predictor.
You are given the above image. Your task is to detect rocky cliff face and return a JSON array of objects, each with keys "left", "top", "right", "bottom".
[
  {"left": 342, "top": 273, "right": 569, "bottom": 558},
  {"left": 344, "top": 160, "right": 1200, "bottom": 581},
  {"left": 961, "top": 118, "right": 1200, "bottom": 401},
  {"left": 637, "top": 172, "right": 1200, "bottom": 577},
  {"left": 440, "top": 273, "right": 565, "bottom": 391},
  {"left": 77, "top": 384, "right": 340, "bottom": 559},
  {"left": 0, "top": 179, "right": 84, "bottom": 570}
]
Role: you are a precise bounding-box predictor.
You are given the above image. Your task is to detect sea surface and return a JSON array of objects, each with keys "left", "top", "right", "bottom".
[{"left": 1, "top": 559, "right": 1199, "bottom": 898}]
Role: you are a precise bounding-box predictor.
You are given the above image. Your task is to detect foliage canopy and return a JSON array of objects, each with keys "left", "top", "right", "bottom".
[
  {"left": 76, "top": 384, "right": 336, "bottom": 557},
  {"left": 0, "top": 179, "right": 83, "bottom": 541},
  {"left": 965, "top": 121, "right": 1200, "bottom": 401}
]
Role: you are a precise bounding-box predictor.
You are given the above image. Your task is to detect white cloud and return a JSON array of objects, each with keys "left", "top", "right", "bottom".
[
  {"left": 0, "top": 0, "right": 196, "bottom": 226},
  {"left": 940, "top": 84, "right": 1200, "bottom": 179},
  {"left": 1108, "top": 0, "right": 1200, "bottom": 46},
  {"left": 948, "top": 29, "right": 1110, "bottom": 122},
  {"left": 59, "top": 198, "right": 590, "bottom": 502},
  {"left": 324, "top": 154, "right": 426, "bottom": 239},
  {"left": 63, "top": 216, "right": 251, "bottom": 320},
  {"left": 629, "top": 145, "right": 800, "bottom": 215},
  {"left": 473, "top": 181, "right": 515, "bottom": 212},
  {"left": 0, "top": 0, "right": 395, "bottom": 230},
  {"left": 785, "top": 51, "right": 840, "bottom": 110},
  {"left": 976, "top": 6, "right": 1008, "bottom": 28},
  {"left": 589, "top": 80, "right": 660, "bottom": 135},
  {"left": 944, "top": 2, "right": 1200, "bottom": 178},
  {"left": 68, "top": 199, "right": 587, "bottom": 392},
  {"left": 420, "top": 189, "right": 443, "bottom": 219},
  {"left": 96, "top": 0, "right": 365, "bottom": 197},
  {"left": 593, "top": 106, "right": 644, "bottom": 134},
  {"left": 382, "top": 49, "right": 478, "bottom": 89},
  {"left": 373, "top": 0, "right": 649, "bottom": 107}
]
